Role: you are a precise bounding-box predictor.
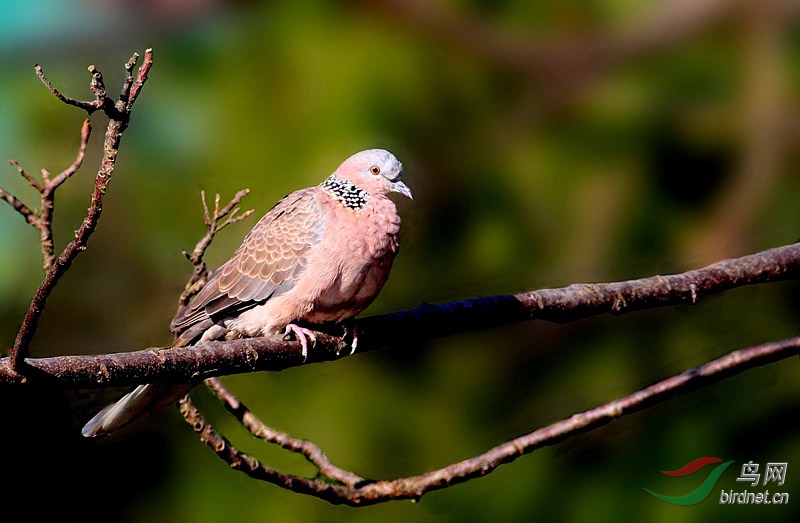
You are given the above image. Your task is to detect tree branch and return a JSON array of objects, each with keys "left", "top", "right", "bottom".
[
  {"left": 179, "top": 334, "right": 800, "bottom": 506},
  {"left": 1, "top": 242, "right": 798, "bottom": 386},
  {"left": 7, "top": 49, "right": 154, "bottom": 373}
]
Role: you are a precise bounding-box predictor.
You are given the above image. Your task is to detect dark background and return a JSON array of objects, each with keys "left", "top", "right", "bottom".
[{"left": 1, "top": 0, "right": 799, "bottom": 521}]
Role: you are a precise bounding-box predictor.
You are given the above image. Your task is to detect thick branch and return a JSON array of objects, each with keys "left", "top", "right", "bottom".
[
  {"left": 1, "top": 242, "right": 798, "bottom": 387},
  {"left": 181, "top": 334, "right": 800, "bottom": 506}
]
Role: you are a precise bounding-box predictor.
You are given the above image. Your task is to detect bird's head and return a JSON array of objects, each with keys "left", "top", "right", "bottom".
[{"left": 333, "top": 149, "right": 412, "bottom": 200}]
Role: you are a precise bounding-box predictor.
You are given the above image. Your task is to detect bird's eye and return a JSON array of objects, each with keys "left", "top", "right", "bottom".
[{"left": 369, "top": 165, "right": 381, "bottom": 175}]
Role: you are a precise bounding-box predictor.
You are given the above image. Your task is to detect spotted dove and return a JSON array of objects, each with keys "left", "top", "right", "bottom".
[{"left": 82, "top": 149, "right": 411, "bottom": 437}]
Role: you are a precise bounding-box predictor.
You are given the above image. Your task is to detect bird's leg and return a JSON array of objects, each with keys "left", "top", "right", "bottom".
[
  {"left": 284, "top": 323, "right": 317, "bottom": 361},
  {"left": 341, "top": 320, "right": 359, "bottom": 355}
]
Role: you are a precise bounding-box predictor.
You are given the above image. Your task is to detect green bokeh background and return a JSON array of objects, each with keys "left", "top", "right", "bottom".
[{"left": 1, "top": 1, "right": 799, "bottom": 521}]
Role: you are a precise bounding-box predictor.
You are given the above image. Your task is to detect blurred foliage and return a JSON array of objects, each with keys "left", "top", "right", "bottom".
[{"left": 1, "top": 0, "right": 799, "bottom": 522}]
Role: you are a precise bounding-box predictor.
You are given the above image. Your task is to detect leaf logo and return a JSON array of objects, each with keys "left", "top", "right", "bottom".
[{"left": 645, "top": 457, "right": 735, "bottom": 505}]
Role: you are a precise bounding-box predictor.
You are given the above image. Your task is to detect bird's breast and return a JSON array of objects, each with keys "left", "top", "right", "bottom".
[{"left": 302, "top": 198, "right": 401, "bottom": 322}]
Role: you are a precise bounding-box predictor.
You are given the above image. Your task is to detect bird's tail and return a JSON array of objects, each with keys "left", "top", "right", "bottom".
[
  {"left": 81, "top": 321, "right": 215, "bottom": 437},
  {"left": 81, "top": 382, "right": 194, "bottom": 437}
]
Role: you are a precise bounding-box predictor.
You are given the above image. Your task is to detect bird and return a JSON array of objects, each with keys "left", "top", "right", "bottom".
[{"left": 81, "top": 149, "right": 412, "bottom": 437}]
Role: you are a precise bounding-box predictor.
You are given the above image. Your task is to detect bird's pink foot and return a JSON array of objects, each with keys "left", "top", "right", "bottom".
[{"left": 284, "top": 323, "right": 317, "bottom": 361}]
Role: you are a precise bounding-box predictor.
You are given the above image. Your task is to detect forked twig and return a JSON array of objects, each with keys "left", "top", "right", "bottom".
[
  {"left": 2, "top": 119, "right": 93, "bottom": 270},
  {"left": 6, "top": 49, "right": 154, "bottom": 373},
  {"left": 205, "top": 377, "right": 365, "bottom": 486},
  {"left": 177, "top": 189, "right": 253, "bottom": 308}
]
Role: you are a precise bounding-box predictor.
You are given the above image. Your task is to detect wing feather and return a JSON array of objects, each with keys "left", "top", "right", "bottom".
[{"left": 170, "top": 188, "right": 323, "bottom": 333}]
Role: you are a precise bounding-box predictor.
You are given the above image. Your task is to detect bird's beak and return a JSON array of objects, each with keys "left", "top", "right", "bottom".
[{"left": 391, "top": 180, "right": 413, "bottom": 200}]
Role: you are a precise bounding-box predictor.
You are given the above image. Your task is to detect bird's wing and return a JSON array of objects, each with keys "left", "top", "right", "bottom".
[{"left": 170, "top": 188, "right": 324, "bottom": 332}]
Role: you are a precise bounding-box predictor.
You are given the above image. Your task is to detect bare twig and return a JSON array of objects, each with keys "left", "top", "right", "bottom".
[
  {"left": 205, "top": 377, "right": 366, "bottom": 486},
  {"left": 39, "top": 119, "right": 93, "bottom": 266},
  {"left": 184, "top": 189, "right": 253, "bottom": 266},
  {"left": 8, "top": 49, "right": 154, "bottom": 373},
  {"left": 3, "top": 119, "right": 92, "bottom": 271},
  {"left": 35, "top": 64, "right": 105, "bottom": 114},
  {"left": 180, "top": 396, "right": 321, "bottom": 493},
  {"left": 178, "top": 189, "right": 253, "bottom": 308},
  {"left": 7, "top": 159, "right": 42, "bottom": 191},
  {"left": 1, "top": 241, "right": 798, "bottom": 386},
  {"left": 125, "top": 50, "right": 154, "bottom": 112},
  {"left": 181, "top": 335, "right": 800, "bottom": 506},
  {"left": 0, "top": 185, "right": 36, "bottom": 226},
  {"left": 50, "top": 119, "right": 92, "bottom": 187}
]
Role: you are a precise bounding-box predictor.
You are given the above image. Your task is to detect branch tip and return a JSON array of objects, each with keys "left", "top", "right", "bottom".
[{"left": 126, "top": 53, "right": 140, "bottom": 69}]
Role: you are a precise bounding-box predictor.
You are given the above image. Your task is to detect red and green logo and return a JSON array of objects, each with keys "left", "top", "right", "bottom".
[{"left": 645, "top": 457, "right": 735, "bottom": 505}]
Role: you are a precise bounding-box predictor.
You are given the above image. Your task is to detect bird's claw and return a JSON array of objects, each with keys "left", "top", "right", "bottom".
[
  {"left": 342, "top": 322, "right": 359, "bottom": 356},
  {"left": 284, "top": 324, "right": 317, "bottom": 361}
]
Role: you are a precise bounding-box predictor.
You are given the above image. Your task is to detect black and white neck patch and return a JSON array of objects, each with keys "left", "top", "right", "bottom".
[{"left": 321, "top": 175, "right": 368, "bottom": 210}]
